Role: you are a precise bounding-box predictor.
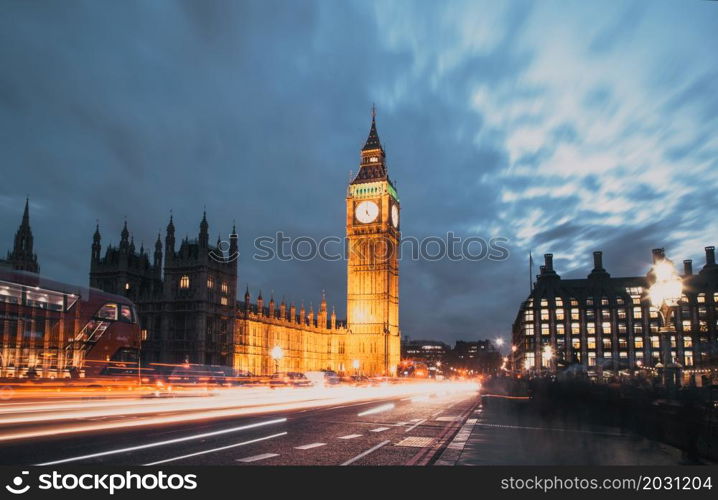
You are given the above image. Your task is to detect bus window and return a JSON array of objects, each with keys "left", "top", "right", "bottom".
[
  {"left": 96, "top": 303, "right": 118, "bottom": 321},
  {"left": 120, "top": 305, "right": 134, "bottom": 323}
]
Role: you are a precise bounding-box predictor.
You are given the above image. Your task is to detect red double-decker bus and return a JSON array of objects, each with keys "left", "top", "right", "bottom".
[{"left": 0, "top": 270, "right": 141, "bottom": 380}]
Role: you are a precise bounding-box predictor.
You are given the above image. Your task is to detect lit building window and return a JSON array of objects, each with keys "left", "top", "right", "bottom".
[
  {"left": 556, "top": 323, "right": 565, "bottom": 335},
  {"left": 571, "top": 338, "right": 580, "bottom": 349},
  {"left": 602, "top": 322, "right": 612, "bottom": 334},
  {"left": 524, "top": 310, "right": 534, "bottom": 321},
  {"left": 571, "top": 322, "right": 580, "bottom": 334},
  {"left": 180, "top": 275, "right": 190, "bottom": 289},
  {"left": 221, "top": 297, "right": 228, "bottom": 306},
  {"left": 524, "top": 324, "right": 534, "bottom": 336},
  {"left": 633, "top": 307, "right": 642, "bottom": 319},
  {"left": 634, "top": 323, "right": 643, "bottom": 334},
  {"left": 682, "top": 320, "right": 691, "bottom": 331},
  {"left": 555, "top": 297, "right": 563, "bottom": 307},
  {"left": 571, "top": 308, "right": 580, "bottom": 320},
  {"left": 587, "top": 337, "right": 596, "bottom": 349},
  {"left": 570, "top": 298, "right": 578, "bottom": 306},
  {"left": 586, "top": 297, "right": 594, "bottom": 306},
  {"left": 649, "top": 308, "right": 658, "bottom": 319},
  {"left": 556, "top": 308, "right": 565, "bottom": 320},
  {"left": 601, "top": 297, "right": 609, "bottom": 306},
  {"left": 618, "top": 338, "right": 628, "bottom": 349},
  {"left": 588, "top": 352, "right": 596, "bottom": 366},
  {"left": 602, "top": 338, "right": 612, "bottom": 350},
  {"left": 634, "top": 337, "right": 644, "bottom": 349},
  {"left": 541, "top": 308, "right": 549, "bottom": 320},
  {"left": 541, "top": 323, "right": 550, "bottom": 336},
  {"left": 221, "top": 282, "right": 229, "bottom": 294},
  {"left": 650, "top": 336, "right": 660, "bottom": 349},
  {"left": 125, "top": 282, "right": 130, "bottom": 290},
  {"left": 587, "top": 322, "right": 596, "bottom": 334},
  {"left": 617, "top": 308, "right": 627, "bottom": 319},
  {"left": 618, "top": 322, "right": 627, "bottom": 334},
  {"left": 684, "top": 352, "right": 694, "bottom": 366},
  {"left": 540, "top": 299, "right": 548, "bottom": 307},
  {"left": 616, "top": 297, "right": 624, "bottom": 305},
  {"left": 683, "top": 336, "right": 693, "bottom": 348},
  {"left": 697, "top": 293, "right": 706, "bottom": 303},
  {"left": 207, "top": 277, "right": 214, "bottom": 289},
  {"left": 632, "top": 296, "right": 641, "bottom": 305}
]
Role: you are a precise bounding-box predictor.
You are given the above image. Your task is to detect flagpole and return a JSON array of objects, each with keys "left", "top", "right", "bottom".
[{"left": 529, "top": 250, "right": 533, "bottom": 293}]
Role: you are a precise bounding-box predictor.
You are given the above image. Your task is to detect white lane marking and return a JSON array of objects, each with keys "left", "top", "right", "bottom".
[
  {"left": 370, "top": 427, "right": 390, "bottom": 433},
  {"left": 357, "top": 403, "right": 395, "bottom": 417},
  {"left": 404, "top": 419, "right": 426, "bottom": 433},
  {"left": 341, "top": 440, "right": 391, "bottom": 466},
  {"left": 144, "top": 432, "right": 287, "bottom": 465},
  {"left": 394, "top": 421, "right": 408, "bottom": 426},
  {"left": 36, "top": 417, "right": 287, "bottom": 466},
  {"left": 436, "top": 416, "right": 462, "bottom": 422},
  {"left": 237, "top": 452, "right": 279, "bottom": 463},
  {"left": 338, "top": 434, "right": 362, "bottom": 440},
  {"left": 409, "top": 418, "right": 422, "bottom": 422},
  {"left": 295, "top": 442, "right": 326, "bottom": 450}
]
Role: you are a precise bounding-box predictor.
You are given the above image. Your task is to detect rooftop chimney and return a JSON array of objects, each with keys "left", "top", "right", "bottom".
[
  {"left": 706, "top": 246, "right": 716, "bottom": 266},
  {"left": 683, "top": 259, "right": 693, "bottom": 276},
  {"left": 544, "top": 254, "right": 554, "bottom": 272},
  {"left": 651, "top": 248, "right": 665, "bottom": 264},
  {"left": 593, "top": 251, "right": 604, "bottom": 270}
]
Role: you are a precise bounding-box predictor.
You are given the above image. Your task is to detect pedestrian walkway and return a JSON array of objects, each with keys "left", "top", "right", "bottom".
[{"left": 436, "top": 397, "right": 688, "bottom": 465}]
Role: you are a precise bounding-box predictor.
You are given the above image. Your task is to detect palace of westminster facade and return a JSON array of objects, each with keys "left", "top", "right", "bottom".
[{"left": 2, "top": 114, "right": 401, "bottom": 376}]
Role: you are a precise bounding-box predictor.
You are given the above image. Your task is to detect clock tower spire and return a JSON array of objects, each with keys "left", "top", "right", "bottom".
[{"left": 346, "top": 108, "right": 400, "bottom": 376}]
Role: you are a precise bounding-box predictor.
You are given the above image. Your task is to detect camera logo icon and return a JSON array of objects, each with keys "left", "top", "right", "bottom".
[{"left": 5, "top": 471, "right": 30, "bottom": 495}]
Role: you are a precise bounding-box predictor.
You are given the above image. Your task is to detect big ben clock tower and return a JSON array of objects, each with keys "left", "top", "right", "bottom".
[{"left": 346, "top": 109, "right": 400, "bottom": 376}]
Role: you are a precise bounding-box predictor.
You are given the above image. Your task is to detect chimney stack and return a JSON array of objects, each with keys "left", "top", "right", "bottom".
[
  {"left": 593, "top": 251, "right": 604, "bottom": 270},
  {"left": 544, "top": 254, "right": 554, "bottom": 272},
  {"left": 706, "top": 246, "right": 716, "bottom": 266},
  {"left": 651, "top": 248, "right": 665, "bottom": 264},
  {"left": 683, "top": 259, "right": 693, "bottom": 276}
]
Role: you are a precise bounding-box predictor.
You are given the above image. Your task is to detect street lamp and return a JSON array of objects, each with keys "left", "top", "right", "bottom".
[
  {"left": 543, "top": 345, "right": 554, "bottom": 372},
  {"left": 495, "top": 338, "right": 504, "bottom": 348},
  {"left": 648, "top": 255, "right": 683, "bottom": 388},
  {"left": 270, "top": 345, "right": 284, "bottom": 375}
]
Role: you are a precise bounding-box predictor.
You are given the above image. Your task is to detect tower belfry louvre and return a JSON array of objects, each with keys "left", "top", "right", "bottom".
[{"left": 86, "top": 111, "right": 400, "bottom": 376}]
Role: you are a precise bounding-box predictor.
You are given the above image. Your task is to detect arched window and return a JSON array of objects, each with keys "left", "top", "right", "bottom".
[{"left": 180, "top": 275, "right": 190, "bottom": 289}]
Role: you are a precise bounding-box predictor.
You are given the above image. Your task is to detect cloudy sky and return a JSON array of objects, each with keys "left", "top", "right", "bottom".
[{"left": 1, "top": 0, "right": 717, "bottom": 345}]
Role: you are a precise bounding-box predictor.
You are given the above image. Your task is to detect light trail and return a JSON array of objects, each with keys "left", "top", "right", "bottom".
[
  {"left": 36, "top": 418, "right": 287, "bottom": 465},
  {"left": 144, "top": 432, "right": 288, "bottom": 465},
  {"left": 0, "top": 381, "right": 479, "bottom": 444},
  {"left": 357, "top": 403, "right": 395, "bottom": 417}
]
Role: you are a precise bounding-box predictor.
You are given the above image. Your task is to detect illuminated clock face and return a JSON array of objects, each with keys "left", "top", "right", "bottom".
[
  {"left": 356, "top": 200, "right": 379, "bottom": 223},
  {"left": 391, "top": 204, "right": 399, "bottom": 228}
]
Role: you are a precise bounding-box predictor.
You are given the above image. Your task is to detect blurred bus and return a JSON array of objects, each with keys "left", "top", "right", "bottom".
[{"left": 0, "top": 270, "right": 141, "bottom": 379}]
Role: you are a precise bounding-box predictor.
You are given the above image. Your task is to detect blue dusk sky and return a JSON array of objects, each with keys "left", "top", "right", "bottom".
[{"left": 1, "top": 0, "right": 717, "bottom": 344}]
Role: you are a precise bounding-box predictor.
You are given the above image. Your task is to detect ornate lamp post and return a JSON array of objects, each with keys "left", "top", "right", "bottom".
[
  {"left": 647, "top": 254, "right": 683, "bottom": 389},
  {"left": 270, "top": 345, "right": 284, "bottom": 375},
  {"left": 543, "top": 345, "right": 554, "bottom": 373}
]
